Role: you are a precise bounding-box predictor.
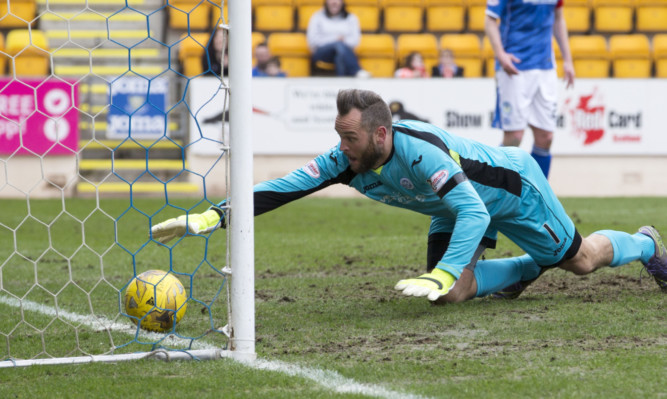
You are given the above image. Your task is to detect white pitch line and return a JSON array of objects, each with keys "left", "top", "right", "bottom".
[
  {"left": 243, "top": 358, "right": 432, "bottom": 399},
  {"left": 0, "top": 295, "right": 432, "bottom": 399},
  {"left": 0, "top": 295, "right": 214, "bottom": 350}
]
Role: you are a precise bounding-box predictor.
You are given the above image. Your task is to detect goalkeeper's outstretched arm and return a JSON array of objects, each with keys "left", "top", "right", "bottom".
[{"left": 151, "top": 147, "right": 354, "bottom": 244}]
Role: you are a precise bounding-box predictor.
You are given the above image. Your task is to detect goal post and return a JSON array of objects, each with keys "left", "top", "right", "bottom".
[
  {"left": 227, "top": 0, "right": 256, "bottom": 360},
  {"left": 0, "top": 0, "right": 255, "bottom": 367}
]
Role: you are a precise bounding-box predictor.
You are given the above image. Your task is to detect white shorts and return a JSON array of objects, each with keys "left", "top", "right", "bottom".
[{"left": 493, "top": 68, "right": 558, "bottom": 132}]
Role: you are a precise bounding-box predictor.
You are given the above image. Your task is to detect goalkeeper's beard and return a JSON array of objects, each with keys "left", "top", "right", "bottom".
[{"left": 351, "top": 139, "right": 384, "bottom": 174}]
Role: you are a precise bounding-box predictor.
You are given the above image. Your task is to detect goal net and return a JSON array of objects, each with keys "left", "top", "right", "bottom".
[{"left": 0, "top": 0, "right": 254, "bottom": 367}]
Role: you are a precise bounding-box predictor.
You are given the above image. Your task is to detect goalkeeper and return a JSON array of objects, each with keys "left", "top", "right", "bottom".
[{"left": 152, "top": 89, "right": 667, "bottom": 303}]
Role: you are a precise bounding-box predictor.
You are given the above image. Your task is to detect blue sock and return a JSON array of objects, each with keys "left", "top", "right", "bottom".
[
  {"left": 531, "top": 145, "right": 551, "bottom": 178},
  {"left": 595, "top": 230, "right": 655, "bottom": 266},
  {"left": 473, "top": 254, "right": 542, "bottom": 297}
]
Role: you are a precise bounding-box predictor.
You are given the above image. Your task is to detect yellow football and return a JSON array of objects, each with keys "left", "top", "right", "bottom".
[{"left": 124, "top": 270, "right": 188, "bottom": 332}]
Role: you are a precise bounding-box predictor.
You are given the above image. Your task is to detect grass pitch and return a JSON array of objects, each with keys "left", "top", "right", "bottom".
[{"left": 0, "top": 196, "right": 665, "bottom": 398}]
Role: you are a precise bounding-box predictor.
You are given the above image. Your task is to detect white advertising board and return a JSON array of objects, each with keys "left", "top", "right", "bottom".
[{"left": 190, "top": 77, "right": 667, "bottom": 156}]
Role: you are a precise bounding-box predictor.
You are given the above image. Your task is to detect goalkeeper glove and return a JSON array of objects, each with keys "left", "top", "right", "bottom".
[
  {"left": 151, "top": 207, "right": 225, "bottom": 244},
  {"left": 394, "top": 268, "right": 456, "bottom": 301}
]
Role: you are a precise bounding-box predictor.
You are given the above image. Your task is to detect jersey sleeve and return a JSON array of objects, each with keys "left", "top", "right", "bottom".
[
  {"left": 412, "top": 144, "right": 490, "bottom": 278},
  {"left": 486, "top": 0, "right": 506, "bottom": 20},
  {"left": 216, "top": 145, "right": 355, "bottom": 216}
]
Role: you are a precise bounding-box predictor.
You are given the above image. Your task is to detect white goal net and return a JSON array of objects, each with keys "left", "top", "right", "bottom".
[{"left": 0, "top": 0, "right": 254, "bottom": 367}]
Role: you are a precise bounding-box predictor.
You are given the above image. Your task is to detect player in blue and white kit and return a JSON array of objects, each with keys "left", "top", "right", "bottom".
[
  {"left": 485, "top": 0, "right": 575, "bottom": 179},
  {"left": 151, "top": 89, "right": 667, "bottom": 303}
]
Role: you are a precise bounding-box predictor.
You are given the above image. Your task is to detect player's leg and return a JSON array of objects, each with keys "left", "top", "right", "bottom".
[
  {"left": 493, "top": 69, "right": 530, "bottom": 147},
  {"left": 489, "top": 147, "right": 579, "bottom": 298},
  {"left": 560, "top": 226, "right": 667, "bottom": 291},
  {"left": 527, "top": 69, "right": 558, "bottom": 178},
  {"left": 426, "top": 225, "right": 544, "bottom": 302},
  {"left": 528, "top": 125, "right": 553, "bottom": 177}
]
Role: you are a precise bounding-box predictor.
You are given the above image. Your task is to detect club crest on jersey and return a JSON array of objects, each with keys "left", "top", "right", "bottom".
[
  {"left": 400, "top": 177, "right": 414, "bottom": 190},
  {"left": 428, "top": 170, "right": 449, "bottom": 192},
  {"left": 303, "top": 160, "right": 320, "bottom": 178}
]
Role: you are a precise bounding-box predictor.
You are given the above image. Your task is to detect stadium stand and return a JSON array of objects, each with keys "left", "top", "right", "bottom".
[
  {"left": 396, "top": 33, "right": 439, "bottom": 73},
  {"left": 356, "top": 33, "right": 396, "bottom": 77},
  {"left": 439, "top": 33, "right": 482, "bottom": 77},
  {"left": 267, "top": 32, "right": 311, "bottom": 77},
  {"left": 425, "top": 0, "right": 466, "bottom": 33},
  {"left": 348, "top": 2, "right": 382, "bottom": 32},
  {"left": 382, "top": 0, "right": 424, "bottom": 33},
  {"left": 466, "top": 0, "right": 487, "bottom": 32},
  {"left": 635, "top": 0, "right": 667, "bottom": 33},
  {"left": 210, "top": 3, "right": 228, "bottom": 28},
  {"left": 177, "top": 32, "right": 209, "bottom": 77},
  {"left": 0, "top": 0, "right": 37, "bottom": 28},
  {"left": 481, "top": 36, "right": 495, "bottom": 77},
  {"left": 654, "top": 34, "right": 667, "bottom": 78},
  {"left": 609, "top": 34, "right": 652, "bottom": 78},
  {"left": 297, "top": 4, "right": 322, "bottom": 31},
  {"left": 6, "top": 29, "right": 50, "bottom": 76},
  {"left": 570, "top": 34, "right": 610, "bottom": 77},
  {"left": 254, "top": 3, "right": 295, "bottom": 32},
  {"left": 562, "top": 0, "right": 591, "bottom": 33},
  {"left": 0, "top": 33, "right": 5, "bottom": 75},
  {"left": 168, "top": 0, "right": 212, "bottom": 30},
  {"left": 592, "top": 0, "right": 634, "bottom": 33}
]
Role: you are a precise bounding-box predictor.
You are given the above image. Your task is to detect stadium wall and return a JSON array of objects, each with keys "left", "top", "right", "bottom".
[
  {"left": 189, "top": 77, "right": 667, "bottom": 198},
  {"left": 2, "top": 78, "right": 666, "bottom": 198}
]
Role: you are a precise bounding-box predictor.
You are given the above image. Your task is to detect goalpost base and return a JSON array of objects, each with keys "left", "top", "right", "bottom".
[{"left": 0, "top": 348, "right": 260, "bottom": 369}]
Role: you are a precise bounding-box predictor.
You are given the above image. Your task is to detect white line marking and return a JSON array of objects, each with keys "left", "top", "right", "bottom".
[
  {"left": 0, "top": 295, "right": 432, "bottom": 399},
  {"left": 243, "top": 358, "right": 432, "bottom": 399}
]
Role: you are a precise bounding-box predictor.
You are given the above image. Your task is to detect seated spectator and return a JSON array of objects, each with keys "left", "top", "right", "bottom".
[
  {"left": 203, "top": 28, "right": 228, "bottom": 76},
  {"left": 306, "top": 0, "right": 369, "bottom": 77},
  {"left": 394, "top": 52, "right": 428, "bottom": 78},
  {"left": 262, "top": 57, "right": 287, "bottom": 77},
  {"left": 252, "top": 42, "right": 274, "bottom": 77},
  {"left": 431, "top": 49, "right": 464, "bottom": 78}
]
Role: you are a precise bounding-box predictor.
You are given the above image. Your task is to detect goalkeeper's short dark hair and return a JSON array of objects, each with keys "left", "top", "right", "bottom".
[{"left": 336, "top": 89, "right": 393, "bottom": 134}]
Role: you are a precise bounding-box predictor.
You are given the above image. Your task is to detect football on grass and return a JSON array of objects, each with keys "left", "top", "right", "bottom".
[{"left": 124, "top": 270, "right": 188, "bottom": 332}]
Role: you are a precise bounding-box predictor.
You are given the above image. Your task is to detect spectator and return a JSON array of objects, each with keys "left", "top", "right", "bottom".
[
  {"left": 251, "top": 43, "right": 286, "bottom": 77},
  {"left": 263, "top": 57, "right": 287, "bottom": 77},
  {"left": 203, "top": 28, "right": 228, "bottom": 76},
  {"left": 431, "top": 49, "right": 464, "bottom": 78},
  {"left": 394, "top": 52, "right": 428, "bottom": 78},
  {"left": 485, "top": 0, "right": 574, "bottom": 178},
  {"left": 306, "top": 0, "right": 369, "bottom": 77},
  {"left": 251, "top": 42, "right": 272, "bottom": 77}
]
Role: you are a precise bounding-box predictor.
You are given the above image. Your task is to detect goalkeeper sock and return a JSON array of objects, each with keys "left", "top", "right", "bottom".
[
  {"left": 473, "top": 254, "right": 541, "bottom": 297},
  {"left": 594, "top": 230, "right": 655, "bottom": 266},
  {"left": 531, "top": 144, "right": 551, "bottom": 178}
]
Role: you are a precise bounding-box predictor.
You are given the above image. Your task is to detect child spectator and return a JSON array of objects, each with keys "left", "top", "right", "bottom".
[
  {"left": 394, "top": 52, "right": 428, "bottom": 78},
  {"left": 431, "top": 49, "right": 464, "bottom": 78}
]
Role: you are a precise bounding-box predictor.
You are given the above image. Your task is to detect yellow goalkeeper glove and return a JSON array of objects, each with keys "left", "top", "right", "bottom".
[
  {"left": 151, "top": 207, "right": 225, "bottom": 244},
  {"left": 394, "top": 268, "right": 456, "bottom": 301}
]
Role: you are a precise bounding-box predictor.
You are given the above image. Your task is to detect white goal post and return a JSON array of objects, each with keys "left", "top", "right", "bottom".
[{"left": 0, "top": 0, "right": 254, "bottom": 367}]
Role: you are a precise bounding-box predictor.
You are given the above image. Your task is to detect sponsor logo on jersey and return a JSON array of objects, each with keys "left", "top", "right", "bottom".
[
  {"left": 302, "top": 160, "right": 320, "bottom": 179},
  {"left": 400, "top": 177, "right": 414, "bottom": 190},
  {"left": 363, "top": 181, "right": 383, "bottom": 192},
  {"left": 428, "top": 170, "right": 449, "bottom": 192},
  {"left": 411, "top": 155, "right": 423, "bottom": 168}
]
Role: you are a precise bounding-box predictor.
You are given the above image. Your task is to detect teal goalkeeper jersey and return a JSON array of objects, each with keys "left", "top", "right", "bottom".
[{"left": 223, "top": 120, "right": 530, "bottom": 278}]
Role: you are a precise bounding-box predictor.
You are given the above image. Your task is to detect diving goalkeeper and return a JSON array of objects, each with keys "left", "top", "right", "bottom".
[{"left": 152, "top": 89, "right": 667, "bottom": 303}]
